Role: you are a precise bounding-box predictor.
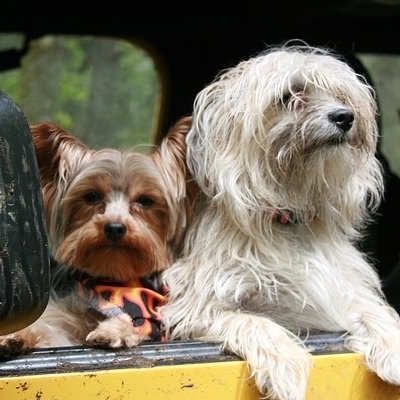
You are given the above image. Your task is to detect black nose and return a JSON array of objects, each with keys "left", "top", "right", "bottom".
[
  {"left": 104, "top": 222, "right": 127, "bottom": 242},
  {"left": 328, "top": 109, "right": 354, "bottom": 132}
]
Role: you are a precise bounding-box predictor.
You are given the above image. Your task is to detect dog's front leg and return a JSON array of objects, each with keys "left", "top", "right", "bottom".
[
  {"left": 208, "top": 310, "right": 313, "bottom": 400},
  {"left": 344, "top": 291, "right": 400, "bottom": 386}
]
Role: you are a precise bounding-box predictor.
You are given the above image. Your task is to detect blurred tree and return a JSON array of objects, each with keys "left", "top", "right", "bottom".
[{"left": 0, "top": 35, "right": 158, "bottom": 152}]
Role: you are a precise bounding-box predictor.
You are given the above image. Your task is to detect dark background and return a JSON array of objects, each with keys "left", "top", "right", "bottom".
[{"left": 1, "top": 1, "right": 399, "bottom": 134}]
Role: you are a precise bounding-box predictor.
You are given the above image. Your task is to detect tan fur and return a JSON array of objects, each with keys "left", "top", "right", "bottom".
[
  {"left": 0, "top": 116, "right": 198, "bottom": 356},
  {"left": 160, "top": 44, "right": 400, "bottom": 400}
]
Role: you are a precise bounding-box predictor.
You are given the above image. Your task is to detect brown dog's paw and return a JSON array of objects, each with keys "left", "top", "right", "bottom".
[
  {"left": 0, "top": 337, "right": 27, "bottom": 358},
  {"left": 86, "top": 330, "right": 145, "bottom": 349},
  {"left": 85, "top": 317, "right": 147, "bottom": 349},
  {"left": 85, "top": 332, "right": 122, "bottom": 349}
]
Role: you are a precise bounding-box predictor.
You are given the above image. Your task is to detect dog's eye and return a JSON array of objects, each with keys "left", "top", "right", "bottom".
[
  {"left": 135, "top": 195, "right": 154, "bottom": 207},
  {"left": 83, "top": 191, "right": 103, "bottom": 204},
  {"left": 282, "top": 92, "right": 292, "bottom": 104}
]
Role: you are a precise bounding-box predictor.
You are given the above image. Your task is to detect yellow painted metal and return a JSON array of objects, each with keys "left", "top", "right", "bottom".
[{"left": 1, "top": 352, "right": 400, "bottom": 399}]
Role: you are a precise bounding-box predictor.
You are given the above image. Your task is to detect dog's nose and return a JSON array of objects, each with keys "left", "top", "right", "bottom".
[
  {"left": 104, "top": 222, "right": 127, "bottom": 242},
  {"left": 328, "top": 109, "right": 354, "bottom": 132}
]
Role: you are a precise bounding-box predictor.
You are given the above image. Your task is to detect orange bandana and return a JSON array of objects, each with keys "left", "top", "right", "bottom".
[{"left": 76, "top": 275, "right": 167, "bottom": 342}]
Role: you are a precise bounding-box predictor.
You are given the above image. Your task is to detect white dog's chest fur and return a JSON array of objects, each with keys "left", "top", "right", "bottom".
[{"left": 183, "top": 210, "right": 376, "bottom": 333}]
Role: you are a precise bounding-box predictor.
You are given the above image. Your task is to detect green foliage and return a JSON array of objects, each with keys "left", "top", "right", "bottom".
[
  {"left": 358, "top": 53, "right": 400, "bottom": 176},
  {"left": 0, "top": 35, "right": 158, "bottom": 152}
]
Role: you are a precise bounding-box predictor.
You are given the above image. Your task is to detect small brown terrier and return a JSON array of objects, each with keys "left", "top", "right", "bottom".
[{"left": 0, "top": 117, "right": 198, "bottom": 356}]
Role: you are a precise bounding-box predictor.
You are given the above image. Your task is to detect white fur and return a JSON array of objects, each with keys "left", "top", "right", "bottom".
[{"left": 160, "top": 43, "right": 400, "bottom": 400}]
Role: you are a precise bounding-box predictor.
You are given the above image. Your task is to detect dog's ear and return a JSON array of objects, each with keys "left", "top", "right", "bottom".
[
  {"left": 30, "top": 122, "right": 90, "bottom": 185},
  {"left": 30, "top": 122, "right": 91, "bottom": 222},
  {"left": 152, "top": 116, "right": 200, "bottom": 246}
]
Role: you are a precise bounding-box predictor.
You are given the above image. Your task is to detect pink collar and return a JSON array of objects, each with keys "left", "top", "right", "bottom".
[{"left": 271, "top": 210, "right": 314, "bottom": 225}]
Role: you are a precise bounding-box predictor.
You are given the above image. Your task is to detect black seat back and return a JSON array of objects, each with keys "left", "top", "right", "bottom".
[{"left": 0, "top": 91, "right": 50, "bottom": 334}]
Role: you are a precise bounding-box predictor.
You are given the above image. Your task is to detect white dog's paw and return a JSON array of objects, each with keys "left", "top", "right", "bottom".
[
  {"left": 250, "top": 340, "right": 312, "bottom": 400},
  {"left": 86, "top": 317, "right": 147, "bottom": 348},
  {"left": 364, "top": 344, "right": 400, "bottom": 385},
  {"left": 346, "top": 316, "right": 400, "bottom": 386}
]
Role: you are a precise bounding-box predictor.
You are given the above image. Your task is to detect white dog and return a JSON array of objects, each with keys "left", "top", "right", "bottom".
[{"left": 160, "top": 43, "right": 400, "bottom": 400}]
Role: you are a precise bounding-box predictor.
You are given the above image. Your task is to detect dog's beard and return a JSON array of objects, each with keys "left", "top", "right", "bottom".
[
  {"left": 266, "top": 110, "right": 367, "bottom": 206},
  {"left": 54, "top": 216, "right": 171, "bottom": 281}
]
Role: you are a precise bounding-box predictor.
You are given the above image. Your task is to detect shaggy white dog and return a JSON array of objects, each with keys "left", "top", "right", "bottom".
[{"left": 160, "top": 43, "right": 400, "bottom": 400}]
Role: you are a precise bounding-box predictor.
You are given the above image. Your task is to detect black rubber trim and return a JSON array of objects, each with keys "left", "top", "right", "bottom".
[{"left": 0, "top": 331, "right": 349, "bottom": 377}]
